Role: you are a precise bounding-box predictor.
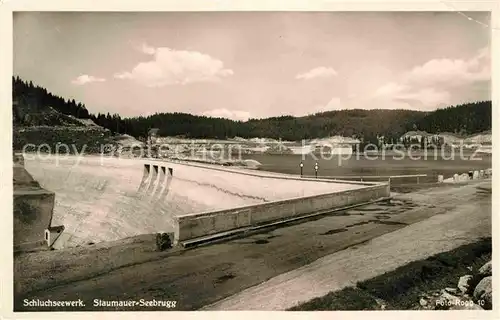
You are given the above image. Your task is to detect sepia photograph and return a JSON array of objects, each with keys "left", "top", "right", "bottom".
[{"left": 4, "top": 3, "right": 496, "bottom": 315}]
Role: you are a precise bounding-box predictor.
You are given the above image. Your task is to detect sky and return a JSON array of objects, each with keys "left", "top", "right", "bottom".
[{"left": 13, "top": 12, "right": 491, "bottom": 121}]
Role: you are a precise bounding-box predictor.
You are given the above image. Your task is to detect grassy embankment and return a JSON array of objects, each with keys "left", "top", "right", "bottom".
[{"left": 290, "top": 238, "right": 492, "bottom": 310}]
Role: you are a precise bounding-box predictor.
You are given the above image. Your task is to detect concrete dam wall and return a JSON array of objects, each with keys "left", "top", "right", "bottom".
[{"left": 21, "top": 154, "right": 389, "bottom": 248}]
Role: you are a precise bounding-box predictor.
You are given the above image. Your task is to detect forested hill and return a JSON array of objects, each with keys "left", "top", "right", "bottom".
[
  {"left": 410, "top": 101, "right": 491, "bottom": 136},
  {"left": 12, "top": 76, "right": 491, "bottom": 142}
]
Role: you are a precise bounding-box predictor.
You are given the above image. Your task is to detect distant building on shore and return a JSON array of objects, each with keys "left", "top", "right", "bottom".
[{"left": 311, "top": 137, "right": 360, "bottom": 155}]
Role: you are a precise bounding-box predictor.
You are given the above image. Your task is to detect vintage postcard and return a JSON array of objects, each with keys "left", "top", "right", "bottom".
[{"left": 1, "top": 0, "right": 498, "bottom": 318}]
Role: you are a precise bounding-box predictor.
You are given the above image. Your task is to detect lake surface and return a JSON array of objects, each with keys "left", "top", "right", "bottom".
[{"left": 242, "top": 150, "right": 492, "bottom": 183}]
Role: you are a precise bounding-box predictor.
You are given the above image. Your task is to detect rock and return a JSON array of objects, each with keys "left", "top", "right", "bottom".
[
  {"left": 479, "top": 261, "right": 492, "bottom": 276},
  {"left": 420, "top": 293, "right": 432, "bottom": 300},
  {"left": 444, "top": 287, "right": 458, "bottom": 294},
  {"left": 374, "top": 298, "right": 386, "bottom": 310},
  {"left": 458, "top": 275, "right": 473, "bottom": 293},
  {"left": 473, "top": 170, "right": 479, "bottom": 180},
  {"left": 419, "top": 298, "right": 428, "bottom": 307},
  {"left": 437, "top": 175, "right": 444, "bottom": 183},
  {"left": 473, "top": 276, "right": 492, "bottom": 309},
  {"left": 459, "top": 173, "right": 470, "bottom": 182},
  {"left": 241, "top": 159, "right": 262, "bottom": 169}
]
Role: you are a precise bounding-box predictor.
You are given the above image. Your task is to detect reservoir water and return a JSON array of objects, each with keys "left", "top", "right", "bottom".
[{"left": 242, "top": 150, "right": 492, "bottom": 183}]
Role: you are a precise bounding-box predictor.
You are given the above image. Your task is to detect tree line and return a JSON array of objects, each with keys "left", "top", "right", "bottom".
[
  {"left": 408, "top": 101, "right": 491, "bottom": 135},
  {"left": 13, "top": 76, "right": 91, "bottom": 120},
  {"left": 12, "top": 76, "right": 492, "bottom": 143}
]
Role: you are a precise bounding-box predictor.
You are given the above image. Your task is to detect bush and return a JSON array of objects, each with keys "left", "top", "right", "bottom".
[{"left": 155, "top": 233, "right": 173, "bottom": 251}]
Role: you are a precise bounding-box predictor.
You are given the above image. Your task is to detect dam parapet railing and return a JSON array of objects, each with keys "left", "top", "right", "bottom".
[
  {"left": 150, "top": 157, "right": 383, "bottom": 187},
  {"left": 301, "top": 174, "right": 428, "bottom": 185}
]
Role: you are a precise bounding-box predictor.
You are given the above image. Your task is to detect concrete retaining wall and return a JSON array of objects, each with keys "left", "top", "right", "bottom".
[
  {"left": 13, "top": 153, "right": 57, "bottom": 251},
  {"left": 13, "top": 189, "right": 55, "bottom": 250},
  {"left": 174, "top": 183, "right": 390, "bottom": 244}
]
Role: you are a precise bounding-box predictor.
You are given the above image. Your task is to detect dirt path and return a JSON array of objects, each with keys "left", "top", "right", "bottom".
[
  {"left": 205, "top": 180, "right": 492, "bottom": 310},
  {"left": 14, "top": 180, "right": 490, "bottom": 311}
]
